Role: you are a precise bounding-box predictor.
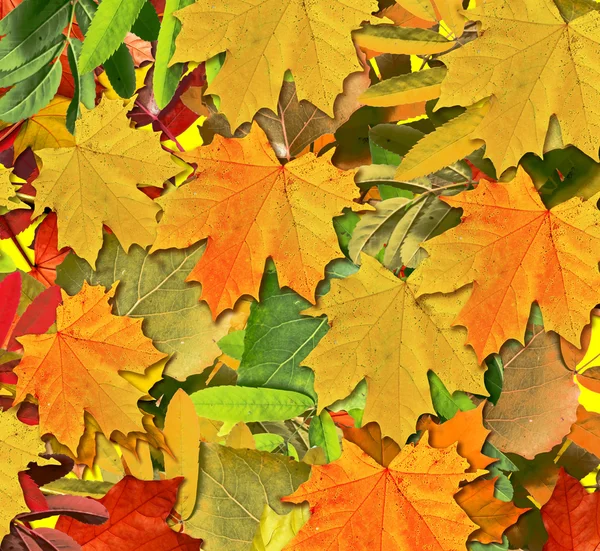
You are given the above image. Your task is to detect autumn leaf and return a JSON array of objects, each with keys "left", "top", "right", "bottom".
[
  {"left": 14, "top": 282, "right": 167, "bottom": 452},
  {"left": 31, "top": 97, "right": 180, "bottom": 267},
  {"left": 412, "top": 167, "right": 600, "bottom": 361},
  {"left": 170, "top": 0, "right": 379, "bottom": 129},
  {"left": 301, "top": 254, "right": 486, "bottom": 447},
  {"left": 153, "top": 124, "right": 363, "bottom": 316},
  {"left": 568, "top": 406, "right": 600, "bottom": 459},
  {"left": 483, "top": 314, "right": 579, "bottom": 459},
  {"left": 437, "top": 0, "right": 600, "bottom": 172},
  {"left": 540, "top": 468, "right": 600, "bottom": 550},
  {"left": 55, "top": 476, "right": 202, "bottom": 550},
  {"left": 28, "top": 213, "right": 69, "bottom": 287},
  {"left": 0, "top": 408, "right": 48, "bottom": 540},
  {"left": 341, "top": 422, "right": 401, "bottom": 467},
  {"left": 456, "top": 477, "right": 529, "bottom": 544},
  {"left": 395, "top": 0, "right": 467, "bottom": 36},
  {"left": 0, "top": 164, "right": 25, "bottom": 211},
  {"left": 282, "top": 437, "right": 479, "bottom": 551}
]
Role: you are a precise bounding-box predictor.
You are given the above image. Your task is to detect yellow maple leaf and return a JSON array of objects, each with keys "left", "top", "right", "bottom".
[
  {"left": 152, "top": 124, "right": 363, "bottom": 317},
  {"left": 412, "top": 167, "right": 600, "bottom": 360},
  {"left": 437, "top": 0, "right": 600, "bottom": 173},
  {"left": 301, "top": 254, "right": 486, "bottom": 445},
  {"left": 171, "top": 0, "right": 379, "bottom": 129},
  {"left": 0, "top": 164, "right": 26, "bottom": 211},
  {"left": 15, "top": 283, "right": 167, "bottom": 453},
  {"left": 0, "top": 409, "right": 48, "bottom": 540},
  {"left": 31, "top": 97, "right": 180, "bottom": 268}
]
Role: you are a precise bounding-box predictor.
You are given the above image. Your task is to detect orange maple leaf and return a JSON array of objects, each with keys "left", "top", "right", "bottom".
[
  {"left": 14, "top": 283, "right": 167, "bottom": 452},
  {"left": 456, "top": 477, "right": 529, "bottom": 544},
  {"left": 413, "top": 167, "right": 600, "bottom": 360},
  {"left": 153, "top": 125, "right": 363, "bottom": 316},
  {"left": 282, "top": 438, "right": 479, "bottom": 551}
]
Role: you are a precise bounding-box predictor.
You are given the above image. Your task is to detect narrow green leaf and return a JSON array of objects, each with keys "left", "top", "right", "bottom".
[
  {"left": 369, "top": 124, "right": 424, "bottom": 157},
  {"left": 0, "top": 60, "right": 62, "bottom": 123},
  {"left": 308, "top": 410, "right": 341, "bottom": 463},
  {"left": 190, "top": 386, "right": 315, "bottom": 429},
  {"left": 66, "top": 38, "right": 96, "bottom": 134},
  {"left": 484, "top": 355, "right": 504, "bottom": 405},
  {"left": 75, "top": 0, "right": 136, "bottom": 98},
  {"left": 79, "top": 0, "right": 146, "bottom": 74},
  {"left": 253, "top": 433, "right": 285, "bottom": 452},
  {"left": 353, "top": 25, "right": 455, "bottom": 55},
  {"left": 355, "top": 164, "right": 431, "bottom": 192},
  {"left": 360, "top": 67, "right": 446, "bottom": 107},
  {"left": 0, "top": 0, "right": 69, "bottom": 72},
  {"left": 131, "top": 1, "right": 160, "bottom": 41},
  {"left": 0, "top": 37, "right": 64, "bottom": 87},
  {"left": 153, "top": 0, "right": 195, "bottom": 109}
]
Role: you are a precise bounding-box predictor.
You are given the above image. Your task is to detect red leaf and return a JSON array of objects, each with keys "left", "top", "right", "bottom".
[
  {"left": 29, "top": 214, "right": 70, "bottom": 287},
  {"left": 0, "top": 0, "right": 21, "bottom": 19},
  {"left": 55, "top": 477, "right": 202, "bottom": 551},
  {"left": 541, "top": 468, "right": 600, "bottom": 550},
  {"left": 0, "top": 272, "right": 21, "bottom": 347},
  {"left": 0, "top": 210, "right": 33, "bottom": 240}
]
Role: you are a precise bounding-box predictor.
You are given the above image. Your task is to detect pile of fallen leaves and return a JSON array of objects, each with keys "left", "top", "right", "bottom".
[{"left": 0, "top": 0, "right": 599, "bottom": 549}]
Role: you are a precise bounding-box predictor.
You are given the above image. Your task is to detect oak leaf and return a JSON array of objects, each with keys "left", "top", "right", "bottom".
[
  {"left": 437, "top": 0, "right": 600, "bottom": 173},
  {"left": 153, "top": 125, "right": 363, "bottom": 316},
  {"left": 171, "top": 0, "right": 379, "bottom": 129},
  {"left": 55, "top": 476, "right": 201, "bottom": 550},
  {"left": 302, "top": 254, "right": 486, "bottom": 446},
  {"left": 540, "top": 468, "right": 600, "bottom": 551},
  {"left": 0, "top": 409, "right": 48, "bottom": 540},
  {"left": 32, "top": 97, "right": 180, "bottom": 267},
  {"left": 14, "top": 283, "right": 167, "bottom": 452},
  {"left": 282, "top": 438, "right": 479, "bottom": 551},
  {"left": 413, "top": 168, "right": 600, "bottom": 360},
  {"left": 456, "top": 477, "right": 529, "bottom": 544}
]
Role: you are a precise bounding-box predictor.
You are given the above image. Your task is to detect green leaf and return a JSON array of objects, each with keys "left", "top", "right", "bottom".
[
  {"left": 131, "top": 0, "right": 160, "bottom": 41},
  {"left": 55, "top": 233, "right": 230, "bottom": 381},
  {"left": 66, "top": 38, "right": 96, "bottom": 133},
  {"left": 237, "top": 269, "right": 328, "bottom": 401},
  {"left": 308, "top": 410, "right": 341, "bottom": 463},
  {"left": 153, "top": 0, "right": 195, "bottom": 109},
  {"left": 491, "top": 472, "right": 514, "bottom": 501},
  {"left": 0, "top": 0, "right": 69, "bottom": 72},
  {"left": 482, "top": 441, "right": 519, "bottom": 472},
  {"left": 190, "top": 386, "right": 315, "bottom": 431},
  {"left": 355, "top": 164, "right": 431, "bottom": 193},
  {"left": 428, "top": 371, "right": 475, "bottom": 422},
  {"left": 370, "top": 140, "right": 401, "bottom": 166},
  {"left": 75, "top": 0, "right": 136, "bottom": 98},
  {"left": 484, "top": 355, "right": 504, "bottom": 406},
  {"left": 468, "top": 536, "right": 509, "bottom": 551},
  {"left": 369, "top": 124, "right": 424, "bottom": 158},
  {"left": 42, "top": 478, "right": 114, "bottom": 499},
  {"left": 79, "top": 0, "right": 146, "bottom": 74},
  {"left": 0, "top": 36, "right": 64, "bottom": 88},
  {"left": 218, "top": 330, "right": 246, "bottom": 361},
  {"left": 251, "top": 504, "right": 309, "bottom": 551},
  {"left": 253, "top": 433, "right": 285, "bottom": 452},
  {"left": 360, "top": 68, "right": 446, "bottom": 108},
  {"left": 0, "top": 59, "right": 62, "bottom": 123},
  {"left": 328, "top": 379, "right": 367, "bottom": 413},
  {"left": 333, "top": 209, "right": 360, "bottom": 256},
  {"left": 187, "top": 444, "right": 309, "bottom": 551}
]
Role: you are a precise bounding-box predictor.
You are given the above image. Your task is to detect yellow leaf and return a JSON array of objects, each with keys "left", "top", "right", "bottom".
[
  {"left": 163, "top": 389, "right": 200, "bottom": 520},
  {"left": 171, "top": 0, "right": 379, "bottom": 129},
  {"left": 251, "top": 504, "right": 310, "bottom": 551},
  {"left": 13, "top": 96, "right": 75, "bottom": 159},
  {"left": 353, "top": 25, "right": 455, "bottom": 55},
  {"left": 396, "top": 0, "right": 467, "bottom": 36},
  {"left": 395, "top": 100, "right": 488, "bottom": 180},
  {"left": 32, "top": 97, "right": 180, "bottom": 267},
  {"left": 0, "top": 164, "right": 26, "bottom": 212},
  {"left": 122, "top": 440, "right": 154, "bottom": 480},
  {"left": 437, "top": 0, "right": 600, "bottom": 172},
  {"left": 0, "top": 409, "right": 48, "bottom": 540},
  {"left": 302, "top": 255, "right": 486, "bottom": 445}
]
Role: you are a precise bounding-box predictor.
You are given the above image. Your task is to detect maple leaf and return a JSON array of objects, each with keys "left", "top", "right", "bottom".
[
  {"left": 31, "top": 97, "right": 180, "bottom": 267},
  {"left": 540, "top": 468, "right": 600, "bottom": 550},
  {"left": 14, "top": 283, "right": 167, "bottom": 452},
  {"left": 282, "top": 438, "right": 479, "bottom": 551},
  {"left": 152, "top": 124, "right": 363, "bottom": 316},
  {"left": 28, "top": 213, "right": 70, "bottom": 287},
  {"left": 483, "top": 316, "right": 579, "bottom": 459},
  {"left": 55, "top": 476, "right": 201, "bottom": 550},
  {"left": 0, "top": 408, "right": 48, "bottom": 540},
  {"left": 456, "top": 477, "right": 529, "bottom": 544},
  {"left": 0, "top": 163, "right": 25, "bottom": 211},
  {"left": 170, "top": 0, "right": 379, "bottom": 129},
  {"left": 301, "top": 254, "right": 486, "bottom": 446},
  {"left": 412, "top": 167, "right": 600, "bottom": 361},
  {"left": 437, "top": 0, "right": 600, "bottom": 173}
]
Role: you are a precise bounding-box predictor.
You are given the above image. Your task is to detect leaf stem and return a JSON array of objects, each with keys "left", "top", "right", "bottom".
[{"left": 134, "top": 100, "right": 186, "bottom": 153}]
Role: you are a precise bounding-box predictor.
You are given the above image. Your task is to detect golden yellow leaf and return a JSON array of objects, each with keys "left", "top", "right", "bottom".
[
  {"left": 32, "top": 97, "right": 180, "bottom": 267},
  {"left": 15, "top": 283, "right": 167, "bottom": 452},
  {"left": 153, "top": 124, "right": 363, "bottom": 316},
  {"left": 0, "top": 409, "right": 48, "bottom": 540},
  {"left": 437, "top": 0, "right": 600, "bottom": 173},
  {"left": 396, "top": 0, "right": 467, "bottom": 36},
  {"left": 13, "top": 96, "right": 75, "bottom": 159},
  {"left": 302, "top": 254, "right": 486, "bottom": 445},
  {"left": 412, "top": 168, "right": 600, "bottom": 360},
  {"left": 171, "top": 0, "right": 379, "bottom": 129},
  {"left": 0, "top": 164, "right": 25, "bottom": 211},
  {"left": 163, "top": 389, "right": 200, "bottom": 520}
]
